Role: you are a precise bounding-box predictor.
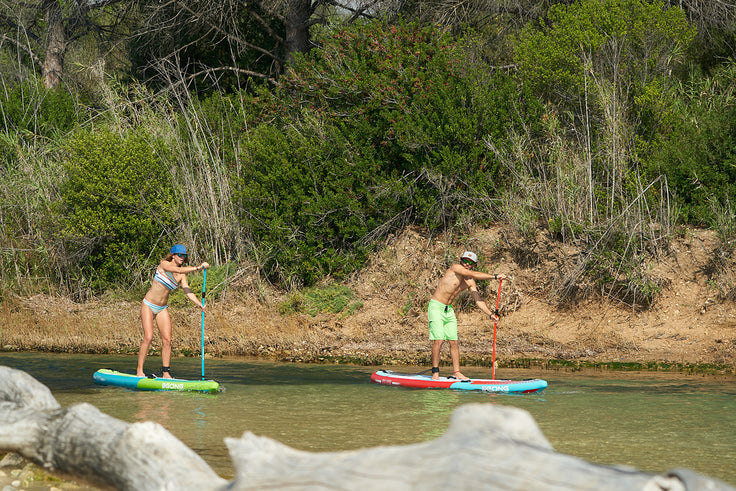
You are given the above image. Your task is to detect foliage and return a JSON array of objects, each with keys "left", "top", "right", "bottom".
[
  {"left": 1, "top": 3, "right": 735, "bottom": 308},
  {"left": 0, "top": 128, "right": 67, "bottom": 296},
  {"left": 0, "top": 81, "right": 78, "bottom": 136},
  {"left": 128, "top": 1, "right": 282, "bottom": 92},
  {"left": 0, "top": 0, "right": 136, "bottom": 89},
  {"left": 0, "top": 133, "right": 17, "bottom": 170},
  {"left": 515, "top": 0, "right": 694, "bottom": 110},
  {"left": 232, "top": 19, "right": 543, "bottom": 286},
  {"left": 644, "top": 62, "right": 736, "bottom": 225},
  {"left": 236, "top": 119, "right": 386, "bottom": 286},
  {"left": 514, "top": 0, "right": 694, "bottom": 210},
  {"left": 60, "top": 129, "right": 177, "bottom": 290},
  {"left": 279, "top": 284, "right": 362, "bottom": 317},
  {"left": 284, "top": 20, "right": 541, "bottom": 220}
]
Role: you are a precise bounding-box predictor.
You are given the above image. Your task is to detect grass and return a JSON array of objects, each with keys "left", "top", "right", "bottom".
[{"left": 279, "top": 284, "right": 363, "bottom": 317}]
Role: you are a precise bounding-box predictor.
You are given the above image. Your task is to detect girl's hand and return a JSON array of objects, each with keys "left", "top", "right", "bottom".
[{"left": 200, "top": 262, "right": 210, "bottom": 270}]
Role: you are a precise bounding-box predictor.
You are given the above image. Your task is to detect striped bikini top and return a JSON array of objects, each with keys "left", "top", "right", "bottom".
[{"left": 153, "top": 269, "right": 178, "bottom": 291}]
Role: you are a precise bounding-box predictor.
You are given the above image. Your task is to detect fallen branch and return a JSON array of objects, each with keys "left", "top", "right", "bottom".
[{"left": 0, "top": 366, "right": 225, "bottom": 490}]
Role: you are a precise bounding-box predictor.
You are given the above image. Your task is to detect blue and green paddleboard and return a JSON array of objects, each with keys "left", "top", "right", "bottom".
[{"left": 93, "top": 369, "right": 219, "bottom": 393}]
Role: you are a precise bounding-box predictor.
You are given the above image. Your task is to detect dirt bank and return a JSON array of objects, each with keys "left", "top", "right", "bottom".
[{"left": 3, "top": 226, "right": 735, "bottom": 372}]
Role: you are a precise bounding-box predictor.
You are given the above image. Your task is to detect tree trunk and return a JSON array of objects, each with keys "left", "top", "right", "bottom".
[
  {"left": 284, "top": 0, "right": 313, "bottom": 64},
  {"left": 42, "top": 0, "right": 67, "bottom": 89}
]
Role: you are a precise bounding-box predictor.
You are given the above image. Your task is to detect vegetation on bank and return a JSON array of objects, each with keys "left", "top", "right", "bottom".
[{"left": 1, "top": 0, "right": 736, "bottom": 314}]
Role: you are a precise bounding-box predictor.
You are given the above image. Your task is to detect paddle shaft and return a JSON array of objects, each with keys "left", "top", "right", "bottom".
[
  {"left": 200, "top": 268, "right": 207, "bottom": 381},
  {"left": 492, "top": 278, "right": 503, "bottom": 380}
]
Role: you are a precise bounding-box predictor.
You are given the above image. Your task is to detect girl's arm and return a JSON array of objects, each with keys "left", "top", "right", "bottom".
[
  {"left": 179, "top": 275, "right": 205, "bottom": 311},
  {"left": 160, "top": 261, "right": 209, "bottom": 274}
]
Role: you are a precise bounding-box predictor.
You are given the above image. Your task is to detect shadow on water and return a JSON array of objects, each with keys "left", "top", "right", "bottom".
[{"left": 1, "top": 352, "right": 735, "bottom": 485}]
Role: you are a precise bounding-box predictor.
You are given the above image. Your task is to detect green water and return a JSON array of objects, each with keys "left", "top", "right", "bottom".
[{"left": 1, "top": 352, "right": 734, "bottom": 485}]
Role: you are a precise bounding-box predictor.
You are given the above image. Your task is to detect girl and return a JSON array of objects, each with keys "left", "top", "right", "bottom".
[{"left": 136, "top": 244, "right": 209, "bottom": 378}]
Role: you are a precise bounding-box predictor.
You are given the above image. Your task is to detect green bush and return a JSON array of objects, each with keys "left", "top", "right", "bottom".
[
  {"left": 645, "top": 62, "right": 736, "bottom": 225},
  {"left": 235, "top": 122, "right": 381, "bottom": 286},
  {"left": 0, "top": 81, "right": 78, "bottom": 136},
  {"left": 280, "top": 284, "right": 362, "bottom": 317},
  {"left": 515, "top": 0, "right": 694, "bottom": 112},
  {"left": 232, "top": 19, "right": 542, "bottom": 287},
  {"left": 283, "top": 20, "right": 540, "bottom": 228},
  {"left": 60, "top": 129, "right": 177, "bottom": 289}
]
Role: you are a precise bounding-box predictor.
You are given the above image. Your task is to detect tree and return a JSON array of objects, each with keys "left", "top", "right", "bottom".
[
  {"left": 130, "top": 0, "right": 395, "bottom": 92},
  {"left": 386, "top": 0, "right": 574, "bottom": 65},
  {"left": 227, "top": 20, "right": 542, "bottom": 286},
  {"left": 667, "top": 0, "right": 736, "bottom": 68},
  {"left": 516, "top": 0, "right": 694, "bottom": 109},
  {"left": 0, "top": 0, "right": 135, "bottom": 89},
  {"left": 514, "top": 0, "right": 694, "bottom": 219}
]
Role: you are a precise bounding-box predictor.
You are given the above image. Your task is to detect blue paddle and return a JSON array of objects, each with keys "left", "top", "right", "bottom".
[{"left": 200, "top": 268, "right": 207, "bottom": 381}]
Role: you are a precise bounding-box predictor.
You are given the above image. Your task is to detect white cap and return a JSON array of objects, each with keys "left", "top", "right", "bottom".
[{"left": 461, "top": 251, "right": 477, "bottom": 263}]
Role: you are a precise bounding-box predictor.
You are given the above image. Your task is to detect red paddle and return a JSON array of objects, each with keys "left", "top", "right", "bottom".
[{"left": 492, "top": 278, "right": 503, "bottom": 380}]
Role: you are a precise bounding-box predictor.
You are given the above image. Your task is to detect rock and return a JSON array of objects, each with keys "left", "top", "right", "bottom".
[{"left": 0, "top": 454, "right": 24, "bottom": 469}]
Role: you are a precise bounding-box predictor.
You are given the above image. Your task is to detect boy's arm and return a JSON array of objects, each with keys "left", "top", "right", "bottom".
[
  {"left": 450, "top": 264, "right": 505, "bottom": 282},
  {"left": 467, "top": 280, "right": 498, "bottom": 319}
]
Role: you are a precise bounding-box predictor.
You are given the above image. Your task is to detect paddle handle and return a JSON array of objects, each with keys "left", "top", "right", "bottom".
[
  {"left": 201, "top": 268, "right": 207, "bottom": 381},
  {"left": 492, "top": 278, "right": 503, "bottom": 380}
]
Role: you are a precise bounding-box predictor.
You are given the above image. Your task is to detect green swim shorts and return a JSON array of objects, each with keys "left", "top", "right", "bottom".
[{"left": 428, "top": 298, "right": 458, "bottom": 341}]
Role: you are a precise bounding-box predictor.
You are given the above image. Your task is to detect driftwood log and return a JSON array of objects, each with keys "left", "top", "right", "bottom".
[{"left": 1, "top": 365, "right": 734, "bottom": 491}]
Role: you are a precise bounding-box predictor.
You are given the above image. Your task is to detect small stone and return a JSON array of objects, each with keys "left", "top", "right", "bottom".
[{"left": 0, "top": 454, "right": 24, "bottom": 469}]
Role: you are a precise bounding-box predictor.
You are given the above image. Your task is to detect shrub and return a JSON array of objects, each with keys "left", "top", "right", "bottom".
[
  {"left": 60, "top": 129, "right": 177, "bottom": 290},
  {"left": 0, "top": 81, "right": 78, "bottom": 136},
  {"left": 235, "top": 122, "right": 382, "bottom": 286},
  {"left": 644, "top": 62, "right": 736, "bottom": 225},
  {"left": 232, "top": 19, "right": 542, "bottom": 287}
]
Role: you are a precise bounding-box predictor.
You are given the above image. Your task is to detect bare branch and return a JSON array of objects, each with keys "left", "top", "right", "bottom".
[{"left": 0, "top": 33, "right": 43, "bottom": 70}]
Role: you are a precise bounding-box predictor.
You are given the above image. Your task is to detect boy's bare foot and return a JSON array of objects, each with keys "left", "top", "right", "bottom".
[{"left": 452, "top": 371, "right": 470, "bottom": 381}]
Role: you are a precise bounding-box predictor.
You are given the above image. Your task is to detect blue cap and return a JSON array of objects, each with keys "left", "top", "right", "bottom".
[{"left": 170, "top": 244, "right": 187, "bottom": 255}]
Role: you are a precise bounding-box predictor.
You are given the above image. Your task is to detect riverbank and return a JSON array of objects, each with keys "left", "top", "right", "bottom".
[
  {"left": 0, "top": 452, "right": 97, "bottom": 491},
  {"left": 2, "top": 226, "right": 735, "bottom": 373}
]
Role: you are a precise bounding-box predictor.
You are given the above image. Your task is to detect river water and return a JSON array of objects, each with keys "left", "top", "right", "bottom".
[{"left": 1, "top": 352, "right": 735, "bottom": 486}]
